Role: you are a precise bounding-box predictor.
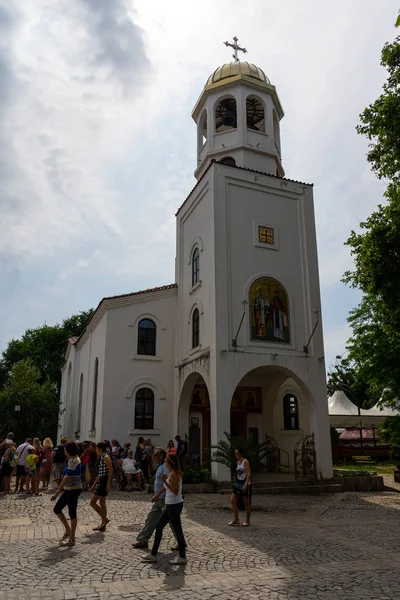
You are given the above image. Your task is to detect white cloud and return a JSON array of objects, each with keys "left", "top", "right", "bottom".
[{"left": 0, "top": 0, "right": 149, "bottom": 260}]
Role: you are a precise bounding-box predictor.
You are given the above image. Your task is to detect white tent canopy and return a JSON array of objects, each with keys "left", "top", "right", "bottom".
[{"left": 328, "top": 390, "right": 399, "bottom": 427}]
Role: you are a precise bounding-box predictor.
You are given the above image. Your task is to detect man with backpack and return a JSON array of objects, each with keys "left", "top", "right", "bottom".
[
  {"left": 53, "top": 436, "right": 68, "bottom": 486},
  {"left": 14, "top": 438, "right": 34, "bottom": 493}
]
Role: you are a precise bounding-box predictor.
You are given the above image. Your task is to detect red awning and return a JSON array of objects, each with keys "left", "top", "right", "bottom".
[{"left": 339, "top": 427, "right": 380, "bottom": 441}]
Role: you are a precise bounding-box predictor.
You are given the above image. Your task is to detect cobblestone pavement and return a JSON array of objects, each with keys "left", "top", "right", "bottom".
[{"left": 1, "top": 487, "right": 400, "bottom": 599}]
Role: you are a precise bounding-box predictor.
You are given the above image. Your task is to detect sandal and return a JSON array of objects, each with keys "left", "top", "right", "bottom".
[
  {"left": 228, "top": 520, "right": 240, "bottom": 526},
  {"left": 60, "top": 537, "right": 75, "bottom": 546},
  {"left": 242, "top": 522, "right": 251, "bottom": 527},
  {"left": 59, "top": 532, "right": 71, "bottom": 543}
]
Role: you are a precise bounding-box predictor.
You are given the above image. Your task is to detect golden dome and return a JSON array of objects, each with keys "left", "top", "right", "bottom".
[{"left": 206, "top": 61, "right": 270, "bottom": 88}]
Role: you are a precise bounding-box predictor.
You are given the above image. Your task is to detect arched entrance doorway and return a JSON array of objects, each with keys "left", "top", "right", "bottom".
[
  {"left": 230, "top": 366, "right": 311, "bottom": 473},
  {"left": 178, "top": 372, "right": 211, "bottom": 466}
]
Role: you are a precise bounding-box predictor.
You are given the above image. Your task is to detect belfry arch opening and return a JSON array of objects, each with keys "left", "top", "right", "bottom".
[
  {"left": 246, "top": 95, "right": 265, "bottom": 132},
  {"left": 215, "top": 96, "right": 237, "bottom": 133},
  {"left": 178, "top": 372, "right": 211, "bottom": 466}
]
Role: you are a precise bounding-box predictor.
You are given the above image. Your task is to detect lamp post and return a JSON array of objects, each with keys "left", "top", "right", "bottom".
[{"left": 338, "top": 383, "right": 364, "bottom": 455}]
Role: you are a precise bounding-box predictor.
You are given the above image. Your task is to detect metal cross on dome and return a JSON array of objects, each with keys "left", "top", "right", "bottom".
[{"left": 224, "top": 36, "right": 247, "bottom": 62}]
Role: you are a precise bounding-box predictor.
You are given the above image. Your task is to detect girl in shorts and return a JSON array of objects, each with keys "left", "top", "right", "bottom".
[
  {"left": 90, "top": 442, "right": 113, "bottom": 531},
  {"left": 51, "top": 441, "right": 82, "bottom": 546},
  {"left": 229, "top": 448, "right": 252, "bottom": 527}
]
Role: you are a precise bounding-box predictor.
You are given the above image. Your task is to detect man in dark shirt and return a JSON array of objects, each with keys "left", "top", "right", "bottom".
[{"left": 175, "top": 435, "right": 188, "bottom": 471}]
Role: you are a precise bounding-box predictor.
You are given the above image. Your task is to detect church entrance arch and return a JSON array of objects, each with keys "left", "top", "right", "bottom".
[
  {"left": 230, "top": 365, "right": 313, "bottom": 473},
  {"left": 178, "top": 372, "right": 211, "bottom": 467}
]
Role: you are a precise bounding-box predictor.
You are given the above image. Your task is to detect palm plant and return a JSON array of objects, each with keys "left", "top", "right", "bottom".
[{"left": 211, "top": 431, "right": 271, "bottom": 475}]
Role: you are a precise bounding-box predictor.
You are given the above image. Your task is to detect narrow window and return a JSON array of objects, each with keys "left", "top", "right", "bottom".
[
  {"left": 192, "top": 247, "right": 200, "bottom": 286},
  {"left": 192, "top": 308, "right": 200, "bottom": 348},
  {"left": 215, "top": 96, "right": 237, "bottom": 133},
  {"left": 135, "top": 388, "right": 154, "bottom": 429},
  {"left": 91, "top": 358, "right": 99, "bottom": 431},
  {"left": 76, "top": 373, "right": 83, "bottom": 434},
  {"left": 246, "top": 95, "right": 265, "bottom": 132},
  {"left": 137, "top": 319, "right": 156, "bottom": 356},
  {"left": 283, "top": 394, "right": 299, "bottom": 430}
]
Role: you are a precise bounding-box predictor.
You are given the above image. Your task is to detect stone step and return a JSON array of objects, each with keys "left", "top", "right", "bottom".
[{"left": 218, "top": 483, "right": 344, "bottom": 495}]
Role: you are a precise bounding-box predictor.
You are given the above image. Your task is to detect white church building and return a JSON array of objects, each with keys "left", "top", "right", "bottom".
[{"left": 59, "top": 42, "right": 333, "bottom": 481}]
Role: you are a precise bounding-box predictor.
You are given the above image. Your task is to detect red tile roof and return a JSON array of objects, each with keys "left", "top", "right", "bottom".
[
  {"left": 69, "top": 284, "right": 177, "bottom": 349},
  {"left": 102, "top": 284, "right": 177, "bottom": 301}
]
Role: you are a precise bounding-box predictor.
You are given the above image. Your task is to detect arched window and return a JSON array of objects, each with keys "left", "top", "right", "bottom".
[
  {"left": 219, "top": 156, "right": 236, "bottom": 166},
  {"left": 137, "top": 319, "right": 156, "bottom": 356},
  {"left": 192, "top": 308, "right": 200, "bottom": 348},
  {"left": 91, "top": 358, "right": 99, "bottom": 432},
  {"left": 283, "top": 394, "right": 299, "bottom": 430},
  {"left": 273, "top": 110, "right": 281, "bottom": 154},
  {"left": 76, "top": 373, "right": 83, "bottom": 434},
  {"left": 215, "top": 96, "right": 237, "bottom": 133},
  {"left": 135, "top": 388, "right": 154, "bottom": 430},
  {"left": 192, "top": 247, "right": 200, "bottom": 286},
  {"left": 246, "top": 95, "right": 265, "bottom": 132}
]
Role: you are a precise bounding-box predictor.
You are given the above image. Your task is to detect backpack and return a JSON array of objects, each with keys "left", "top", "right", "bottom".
[
  {"left": 10, "top": 452, "right": 18, "bottom": 468},
  {"left": 53, "top": 444, "right": 66, "bottom": 464}
]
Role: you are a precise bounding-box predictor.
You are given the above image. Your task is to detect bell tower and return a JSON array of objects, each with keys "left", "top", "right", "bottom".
[{"left": 192, "top": 37, "right": 284, "bottom": 180}]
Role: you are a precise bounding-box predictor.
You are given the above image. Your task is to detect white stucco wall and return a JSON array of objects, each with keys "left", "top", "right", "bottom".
[{"left": 101, "top": 290, "right": 177, "bottom": 447}]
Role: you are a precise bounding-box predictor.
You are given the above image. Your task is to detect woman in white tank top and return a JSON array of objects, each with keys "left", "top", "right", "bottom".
[
  {"left": 229, "top": 448, "right": 252, "bottom": 527},
  {"left": 141, "top": 453, "right": 187, "bottom": 565}
]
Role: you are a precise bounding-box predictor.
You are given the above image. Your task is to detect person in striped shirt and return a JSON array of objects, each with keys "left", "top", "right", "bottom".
[{"left": 51, "top": 441, "right": 82, "bottom": 546}]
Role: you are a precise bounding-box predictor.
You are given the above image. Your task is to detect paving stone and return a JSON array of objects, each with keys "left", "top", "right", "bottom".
[{"left": 1, "top": 489, "right": 400, "bottom": 598}]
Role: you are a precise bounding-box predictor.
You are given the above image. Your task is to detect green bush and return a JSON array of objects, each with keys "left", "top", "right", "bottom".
[
  {"left": 334, "top": 469, "right": 376, "bottom": 477},
  {"left": 211, "top": 431, "right": 270, "bottom": 474},
  {"left": 183, "top": 466, "right": 212, "bottom": 484}
]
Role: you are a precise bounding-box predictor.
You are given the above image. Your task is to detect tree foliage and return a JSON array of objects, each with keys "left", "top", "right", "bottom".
[
  {"left": 356, "top": 37, "right": 400, "bottom": 182},
  {"left": 379, "top": 416, "right": 400, "bottom": 467},
  {"left": 0, "top": 309, "right": 94, "bottom": 393},
  {"left": 0, "top": 308, "right": 94, "bottom": 440},
  {"left": 326, "top": 354, "right": 379, "bottom": 408},
  {"left": 0, "top": 359, "right": 58, "bottom": 440},
  {"left": 341, "top": 36, "right": 400, "bottom": 410}
]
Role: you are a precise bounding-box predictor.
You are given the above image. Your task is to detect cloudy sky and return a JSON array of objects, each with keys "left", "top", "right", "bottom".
[{"left": 0, "top": 0, "right": 395, "bottom": 368}]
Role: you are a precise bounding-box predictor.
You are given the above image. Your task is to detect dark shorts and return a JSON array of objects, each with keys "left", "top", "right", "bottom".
[
  {"left": 233, "top": 482, "right": 252, "bottom": 498},
  {"left": 93, "top": 476, "right": 108, "bottom": 497},
  {"left": 54, "top": 489, "right": 81, "bottom": 520},
  {"left": 16, "top": 465, "right": 26, "bottom": 477},
  {"left": 0, "top": 463, "right": 12, "bottom": 477}
]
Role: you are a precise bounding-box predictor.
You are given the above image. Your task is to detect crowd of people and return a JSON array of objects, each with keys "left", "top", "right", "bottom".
[{"left": 0, "top": 431, "right": 252, "bottom": 564}]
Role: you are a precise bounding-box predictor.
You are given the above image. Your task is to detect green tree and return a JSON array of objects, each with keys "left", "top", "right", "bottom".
[
  {"left": 0, "top": 309, "right": 94, "bottom": 393},
  {"left": 379, "top": 416, "right": 400, "bottom": 467},
  {"left": 356, "top": 37, "right": 400, "bottom": 182},
  {"left": 0, "top": 359, "right": 58, "bottom": 440},
  {"left": 342, "top": 36, "right": 400, "bottom": 410},
  {"left": 326, "top": 354, "right": 379, "bottom": 408}
]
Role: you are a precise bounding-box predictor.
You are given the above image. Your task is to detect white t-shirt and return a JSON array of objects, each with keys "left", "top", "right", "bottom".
[
  {"left": 122, "top": 458, "right": 141, "bottom": 474},
  {"left": 165, "top": 474, "right": 183, "bottom": 505},
  {"left": 17, "top": 443, "right": 33, "bottom": 466}
]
